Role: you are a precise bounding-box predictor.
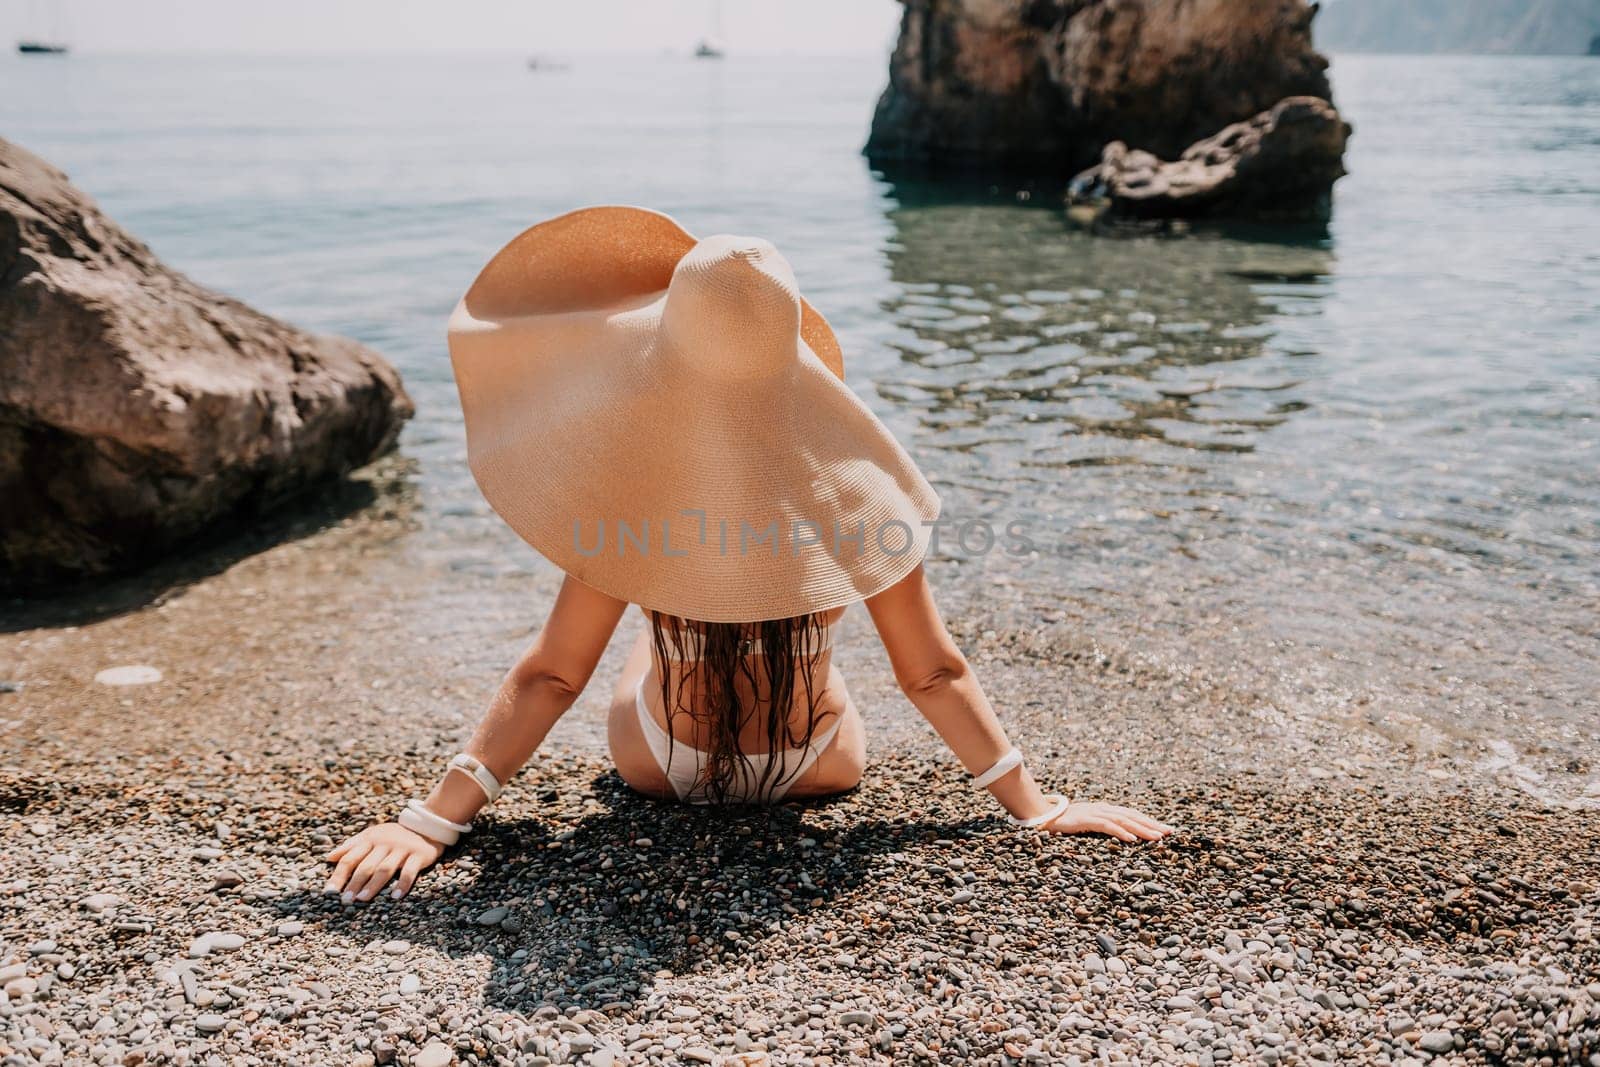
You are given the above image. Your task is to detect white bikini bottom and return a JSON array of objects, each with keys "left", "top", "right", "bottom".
[{"left": 633, "top": 678, "right": 845, "bottom": 805}]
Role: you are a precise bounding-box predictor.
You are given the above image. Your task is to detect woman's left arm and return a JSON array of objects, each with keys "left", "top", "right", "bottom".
[{"left": 326, "top": 574, "right": 627, "bottom": 901}]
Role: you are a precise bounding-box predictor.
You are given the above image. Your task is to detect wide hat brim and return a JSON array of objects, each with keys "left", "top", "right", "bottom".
[{"left": 447, "top": 206, "right": 941, "bottom": 622}]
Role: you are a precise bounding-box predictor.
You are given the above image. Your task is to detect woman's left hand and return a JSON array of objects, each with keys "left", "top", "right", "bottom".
[
  {"left": 1044, "top": 801, "right": 1173, "bottom": 842},
  {"left": 324, "top": 823, "right": 446, "bottom": 903}
]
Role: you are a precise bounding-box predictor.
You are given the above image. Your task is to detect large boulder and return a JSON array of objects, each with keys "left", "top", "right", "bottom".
[
  {"left": 0, "top": 137, "right": 414, "bottom": 591},
  {"left": 1066, "top": 96, "right": 1351, "bottom": 221},
  {"left": 866, "top": 0, "right": 1337, "bottom": 174}
]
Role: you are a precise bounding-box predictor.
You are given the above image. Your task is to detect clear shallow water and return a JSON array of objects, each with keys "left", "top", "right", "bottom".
[{"left": 5, "top": 52, "right": 1598, "bottom": 788}]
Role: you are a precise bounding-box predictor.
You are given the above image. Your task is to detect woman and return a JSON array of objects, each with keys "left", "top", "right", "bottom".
[{"left": 326, "top": 208, "right": 1171, "bottom": 903}]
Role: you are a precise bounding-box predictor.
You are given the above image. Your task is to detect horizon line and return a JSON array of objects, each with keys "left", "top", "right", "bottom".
[{"left": 8, "top": 46, "right": 895, "bottom": 58}]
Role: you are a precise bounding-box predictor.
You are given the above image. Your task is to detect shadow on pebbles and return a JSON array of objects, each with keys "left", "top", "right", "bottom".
[{"left": 0, "top": 746, "right": 1597, "bottom": 1066}]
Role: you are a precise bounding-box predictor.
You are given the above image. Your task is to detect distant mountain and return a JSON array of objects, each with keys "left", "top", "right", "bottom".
[{"left": 1315, "top": 0, "right": 1600, "bottom": 54}]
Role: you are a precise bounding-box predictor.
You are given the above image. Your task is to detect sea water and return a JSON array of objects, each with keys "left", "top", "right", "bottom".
[{"left": 4, "top": 51, "right": 1597, "bottom": 793}]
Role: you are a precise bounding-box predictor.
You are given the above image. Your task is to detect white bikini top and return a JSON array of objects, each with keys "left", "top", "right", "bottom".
[{"left": 656, "top": 621, "right": 838, "bottom": 663}]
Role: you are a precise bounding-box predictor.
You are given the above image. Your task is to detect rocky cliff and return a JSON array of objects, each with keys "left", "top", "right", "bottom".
[
  {"left": 0, "top": 138, "right": 414, "bottom": 591},
  {"left": 867, "top": 0, "right": 1336, "bottom": 173}
]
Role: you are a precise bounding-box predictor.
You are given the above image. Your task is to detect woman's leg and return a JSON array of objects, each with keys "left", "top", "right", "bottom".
[{"left": 606, "top": 632, "right": 676, "bottom": 799}]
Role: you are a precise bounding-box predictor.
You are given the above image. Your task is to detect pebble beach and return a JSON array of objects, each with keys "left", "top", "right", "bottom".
[{"left": 2, "top": 461, "right": 1597, "bottom": 1067}]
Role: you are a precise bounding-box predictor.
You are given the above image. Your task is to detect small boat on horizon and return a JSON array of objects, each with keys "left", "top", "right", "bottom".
[
  {"left": 694, "top": 0, "right": 725, "bottom": 58},
  {"left": 18, "top": 0, "right": 70, "bottom": 54}
]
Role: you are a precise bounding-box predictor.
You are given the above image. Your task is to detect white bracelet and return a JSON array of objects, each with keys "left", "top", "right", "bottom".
[
  {"left": 1008, "top": 793, "right": 1071, "bottom": 830},
  {"left": 398, "top": 799, "right": 472, "bottom": 847},
  {"left": 972, "top": 745, "right": 1024, "bottom": 789},
  {"left": 397, "top": 807, "right": 456, "bottom": 847},
  {"left": 447, "top": 753, "right": 504, "bottom": 805}
]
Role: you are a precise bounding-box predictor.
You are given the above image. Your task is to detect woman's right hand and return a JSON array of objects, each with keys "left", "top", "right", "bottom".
[
  {"left": 1043, "top": 801, "right": 1173, "bottom": 842},
  {"left": 324, "top": 823, "right": 446, "bottom": 902}
]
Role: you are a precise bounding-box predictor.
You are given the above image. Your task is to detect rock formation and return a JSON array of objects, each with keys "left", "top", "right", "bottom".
[
  {"left": 866, "top": 0, "right": 1349, "bottom": 219},
  {"left": 1067, "top": 96, "right": 1351, "bottom": 221},
  {"left": 1, "top": 137, "right": 414, "bottom": 591}
]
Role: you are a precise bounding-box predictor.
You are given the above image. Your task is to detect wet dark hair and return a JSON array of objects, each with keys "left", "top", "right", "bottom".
[{"left": 648, "top": 611, "right": 830, "bottom": 804}]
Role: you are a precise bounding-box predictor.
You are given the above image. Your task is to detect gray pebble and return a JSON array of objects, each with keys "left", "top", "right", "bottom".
[
  {"left": 186, "top": 932, "right": 245, "bottom": 957},
  {"left": 1418, "top": 1031, "right": 1456, "bottom": 1053},
  {"left": 79, "top": 893, "right": 120, "bottom": 913},
  {"left": 194, "top": 1013, "right": 227, "bottom": 1033}
]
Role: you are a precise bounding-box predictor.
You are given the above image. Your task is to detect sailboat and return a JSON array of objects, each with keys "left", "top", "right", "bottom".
[
  {"left": 694, "top": 0, "right": 725, "bottom": 59},
  {"left": 17, "top": 0, "right": 69, "bottom": 54}
]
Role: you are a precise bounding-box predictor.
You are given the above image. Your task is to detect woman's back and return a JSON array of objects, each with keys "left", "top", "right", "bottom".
[
  {"left": 641, "top": 605, "right": 847, "bottom": 748},
  {"left": 626, "top": 605, "right": 854, "bottom": 803}
]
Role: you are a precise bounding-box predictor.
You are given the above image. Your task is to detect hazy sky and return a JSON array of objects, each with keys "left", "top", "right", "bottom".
[{"left": 4, "top": 0, "right": 904, "bottom": 54}]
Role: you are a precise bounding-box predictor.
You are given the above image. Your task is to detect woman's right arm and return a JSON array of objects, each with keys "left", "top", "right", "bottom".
[
  {"left": 326, "top": 574, "right": 628, "bottom": 902},
  {"left": 864, "top": 563, "right": 1171, "bottom": 842}
]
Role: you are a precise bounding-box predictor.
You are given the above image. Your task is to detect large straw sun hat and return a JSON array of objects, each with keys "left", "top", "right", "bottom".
[{"left": 447, "top": 206, "right": 941, "bottom": 622}]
